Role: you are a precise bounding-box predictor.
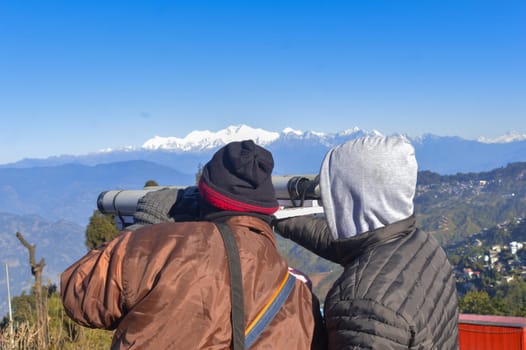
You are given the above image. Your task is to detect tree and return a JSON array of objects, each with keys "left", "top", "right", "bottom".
[
  {"left": 493, "top": 279, "right": 526, "bottom": 316},
  {"left": 85, "top": 210, "right": 119, "bottom": 250},
  {"left": 144, "top": 179, "right": 159, "bottom": 187},
  {"left": 459, "top": 290, "right": 496, "bottom": 315},
  {"left": 16, "top": 231, "right": 49, "bottom": 349},
  {"left": 2, "top": 291, "right": 34, "bottom": 326}
]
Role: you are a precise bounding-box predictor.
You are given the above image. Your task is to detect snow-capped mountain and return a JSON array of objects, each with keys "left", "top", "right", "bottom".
[
  {"left": 140, "top": 124, "right": 373, "bottom": 152},
  {"left": 142, "top": 125, "right": 281, "bottom": 151},
  {"left": 478, "top": 131, "right": 526, "bottom": 144}
]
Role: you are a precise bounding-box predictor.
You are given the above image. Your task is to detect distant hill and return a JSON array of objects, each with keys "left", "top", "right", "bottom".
[
  {"left": 411, "top": 134, "right": 526, "bottom": 175},
  {"left": 415, "top": 162, "right": 526, "bottom": 244},
  {"left": 0, "top": 160, "right": 194, "bottom": 225}
]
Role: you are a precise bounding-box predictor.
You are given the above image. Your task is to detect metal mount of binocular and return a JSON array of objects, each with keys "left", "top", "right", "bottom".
[{"left": 97, "top": 175, "right": 324, "bottom": 228}]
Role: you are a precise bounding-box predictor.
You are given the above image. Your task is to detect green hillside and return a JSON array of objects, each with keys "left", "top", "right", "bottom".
[
  {"left": 415, "top": 162, "right": 526, "bottom": 244},
  {"left": 278, "top": 162, "right": 526, "bottom": 302}
]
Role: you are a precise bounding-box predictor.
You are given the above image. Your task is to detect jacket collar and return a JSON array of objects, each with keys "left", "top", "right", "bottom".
[
  {"left": 335, "top": 215, "right": 417, "bottom": 265},
  {"left": 204, "top": 213, "right": 277, "bottom": 248}
]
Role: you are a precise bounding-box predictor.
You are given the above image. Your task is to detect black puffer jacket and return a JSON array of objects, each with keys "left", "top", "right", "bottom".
[{"left": 275, "top": 215, "right": 459, "bottom": 350}]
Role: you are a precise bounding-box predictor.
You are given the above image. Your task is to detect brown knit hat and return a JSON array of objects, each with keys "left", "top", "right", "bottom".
[{"left": 198, "top": 140, "right": 280, "bottom": 215}]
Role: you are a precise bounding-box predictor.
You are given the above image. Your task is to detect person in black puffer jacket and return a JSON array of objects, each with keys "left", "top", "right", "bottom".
[{"left": 274, "top": 135, "right": 459, "bottom": 350}]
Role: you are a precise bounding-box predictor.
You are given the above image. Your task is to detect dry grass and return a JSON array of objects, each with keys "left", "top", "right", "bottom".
[
  {"left": 1, "top": 295, "right": 113, "bottom": 350},
  {"left": 1, "top": 320, "right": 113, "bottom": 350}
]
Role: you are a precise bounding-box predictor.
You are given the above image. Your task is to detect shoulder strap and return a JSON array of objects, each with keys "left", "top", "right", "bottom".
[
  {"left": 215, "top": 222, "right": 298, "bottom": 349},
  {"left": 215, "top": 222, "right": 245, "bottom": 350},
  {"left": 244, "top": 271, "right": 296, "bottom": 348}
]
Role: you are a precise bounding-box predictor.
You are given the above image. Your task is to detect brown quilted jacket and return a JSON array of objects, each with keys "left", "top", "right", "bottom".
[{"left": 61, "top": 216, "right": 324, "bottom": 349}]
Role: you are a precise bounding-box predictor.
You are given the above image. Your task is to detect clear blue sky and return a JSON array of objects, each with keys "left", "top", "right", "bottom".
[{"left": 1, "top": 0, "right": 525, "bottom": 164}]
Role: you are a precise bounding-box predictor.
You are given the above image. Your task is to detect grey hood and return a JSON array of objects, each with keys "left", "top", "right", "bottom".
[{"left": 320, "top": 135, "right": 417, "bottom": 239}]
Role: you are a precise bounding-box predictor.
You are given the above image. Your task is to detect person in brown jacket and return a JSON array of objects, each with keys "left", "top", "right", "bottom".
[{"left": 61, "top": 140, "right": 325, "bottom": 350}]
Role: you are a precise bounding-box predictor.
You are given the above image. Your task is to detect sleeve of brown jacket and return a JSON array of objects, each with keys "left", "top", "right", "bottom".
[{"left": 60, "top": 231, "right": 133, "bottom": 330}]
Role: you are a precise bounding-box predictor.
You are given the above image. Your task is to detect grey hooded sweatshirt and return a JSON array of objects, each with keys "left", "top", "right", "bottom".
[{"left": 275, "top": 135, "right": 459, "bottom": 349}]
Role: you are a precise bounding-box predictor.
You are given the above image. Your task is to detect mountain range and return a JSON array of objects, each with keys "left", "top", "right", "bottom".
[
  {"left": 1, "top": 124, "right": 526, "bottom": 318},
  {"left": 4, "top": 125, "right": 526, "bottom": 175},
  {"left": 1, "top": 125, "right": 525, "bottom": 225}
]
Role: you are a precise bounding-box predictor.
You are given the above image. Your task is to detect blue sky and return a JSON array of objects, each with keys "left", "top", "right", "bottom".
[{"left": 1, "top": 0, "right": 525, "bottom": 164}]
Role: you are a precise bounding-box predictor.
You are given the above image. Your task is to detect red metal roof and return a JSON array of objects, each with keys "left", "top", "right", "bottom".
[{"left": 460, "top": 313, "right": 526, "bottom": 328}]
